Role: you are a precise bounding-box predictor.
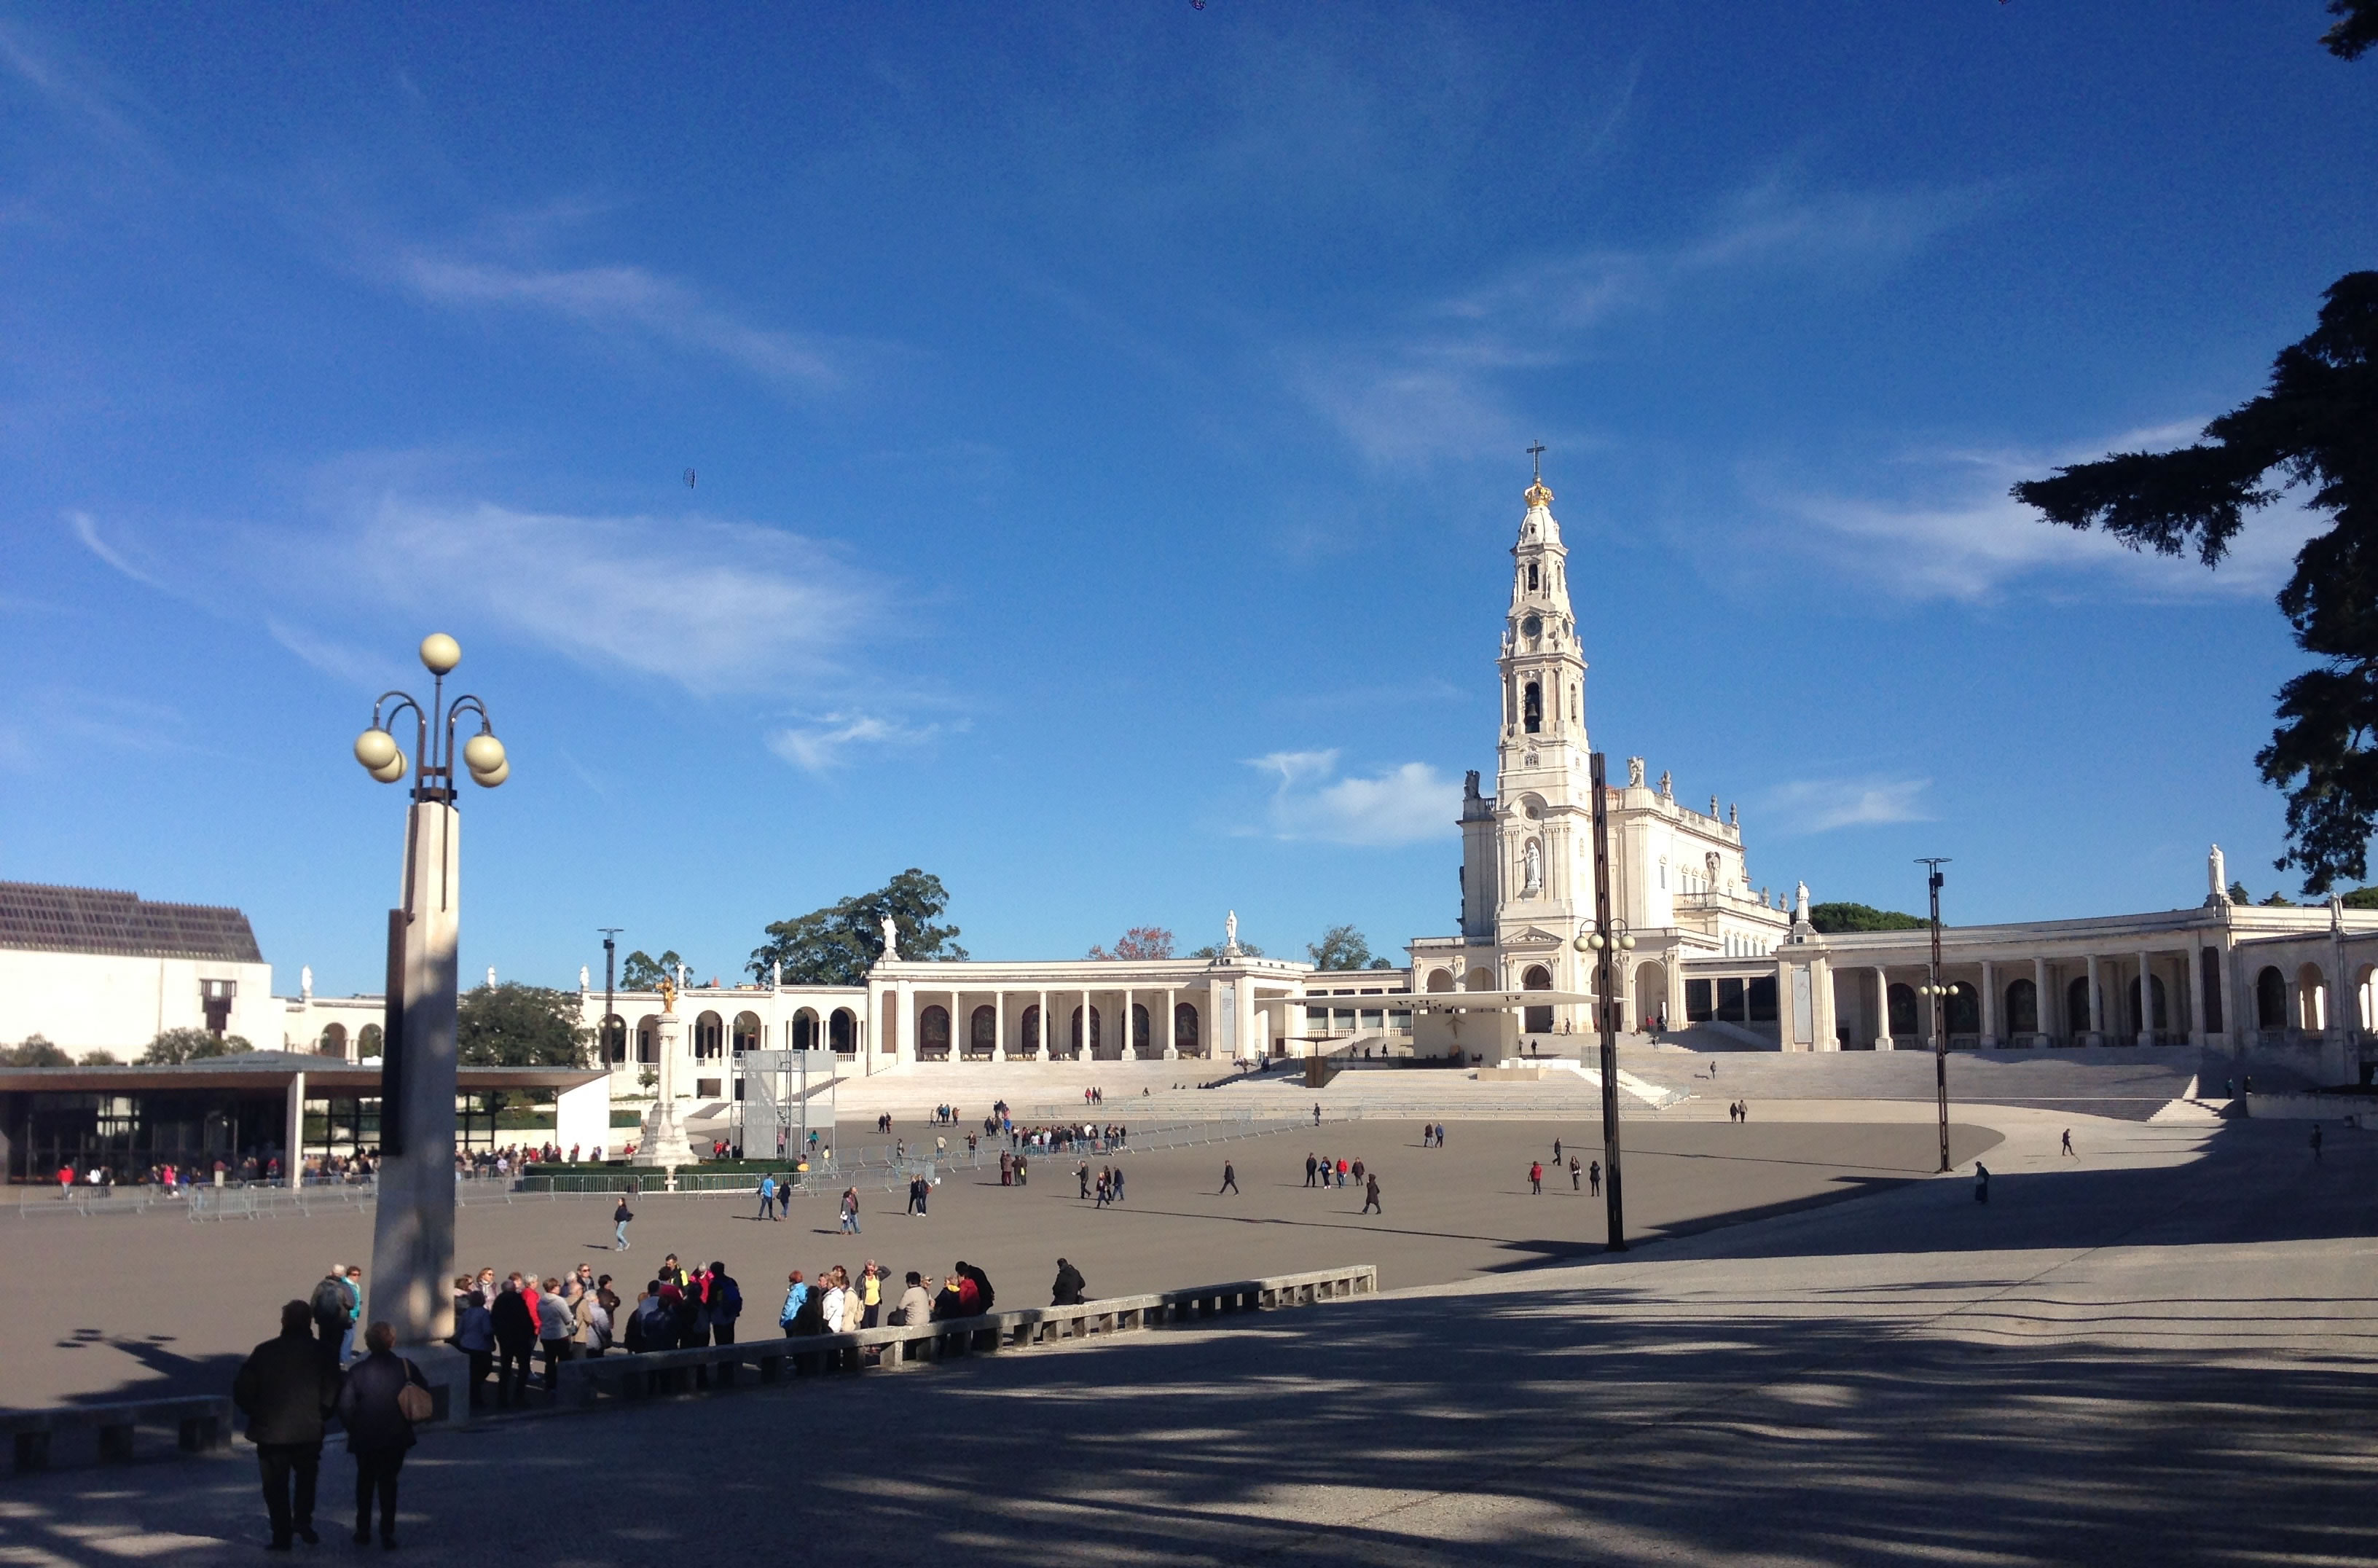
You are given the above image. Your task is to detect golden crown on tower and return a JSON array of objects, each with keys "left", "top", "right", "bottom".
[{"left": 1523, "top": 477, "right": 1554, "bottom": 509}]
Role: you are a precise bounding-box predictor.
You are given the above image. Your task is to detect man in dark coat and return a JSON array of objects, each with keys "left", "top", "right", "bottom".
[
  {"left": 232, "top": 1300, "right": 342, "bottom": 1550},
  {"left": 333, "top": 1322, "right": 429, "bottom": 1548},
  {"left": 955, "top": 1261, "right": 994, "bottom": 1312},
  {"left": 488, "top": 1277, "right": 537, "bottom": 1408},
  {"left": 1050, "top": 1258, "right": 1086, "bottom": 1306}
]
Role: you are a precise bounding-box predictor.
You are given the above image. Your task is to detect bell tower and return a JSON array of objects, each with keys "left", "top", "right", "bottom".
[{"left": 1497, "top": 460, "right": 1588, "bottom": 785}]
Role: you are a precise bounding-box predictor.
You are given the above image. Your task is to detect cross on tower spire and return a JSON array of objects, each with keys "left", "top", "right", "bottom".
[{"left": 1528, "top": 442, "right": 1547, "bottom": 480}]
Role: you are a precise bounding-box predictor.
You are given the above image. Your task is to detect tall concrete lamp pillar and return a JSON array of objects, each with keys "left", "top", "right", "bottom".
[{"left": 350, "top": 632, "right": 509, "bottom": 1421}]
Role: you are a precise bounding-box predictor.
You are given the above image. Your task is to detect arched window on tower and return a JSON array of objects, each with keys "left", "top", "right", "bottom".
[
  {"left": 1526, "top": 562, "right": 1539, "bottom": 592},
  {"left": 1523, "top": 683, "right": 1542, "bottom": 734}
]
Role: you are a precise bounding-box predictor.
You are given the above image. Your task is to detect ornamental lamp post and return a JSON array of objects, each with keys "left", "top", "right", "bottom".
[
  {"left": 1915, "top": 858, "right": 1952, "bottom": 1173},
  {"left": 353, "top": 632, "right": 509, "bottom": 1388}
]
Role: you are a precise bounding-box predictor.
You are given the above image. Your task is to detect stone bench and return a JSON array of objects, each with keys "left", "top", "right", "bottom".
[
  {"left": 2, "top": 1395, "right": 231, "bottom": 1473},
  {"left": 557, "top": 1263, "right": 1378, "bottom": 1408}
]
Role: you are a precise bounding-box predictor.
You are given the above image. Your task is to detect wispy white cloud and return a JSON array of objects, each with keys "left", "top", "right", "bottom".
[
  {"left": 396, "top": 255, "right": 845, "bottom": 391},
  {"left": 1763, "top": 775, "right": 1934, "bottom": 834},
  {"left": 1249, "top": 749, "right": 1459, "bottom": 846},
  {"left": 0, "top": 20, "right": 154, "bottom": 162},
  {"left": 1296, "top": 178, "right": 2000, "bottom": 469},
  {"left": 767, "top": 713, "right": 942, "bottom": 773},
  {"left": 67, "top": 511, "right": 170, "bottom": 592},
  {"left": 323, "top": 494, "right": 878, "bottom": 696},
  {"left": 1767, "top": 426, "right": 2322, "bottom": 604}
]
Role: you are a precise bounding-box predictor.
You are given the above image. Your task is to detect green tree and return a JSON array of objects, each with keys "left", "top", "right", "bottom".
[
  {"left": 2012, "top": 273, "right": 2378, "bottom": 895},
  {"left": 619, "top": 949, "right": 690, "bottom": 991},
  {"left": 1088, "top": 926, "right": 1174, "bottom": 960},
  {"left": 1, "top": 1037, "right": 71, "bottom": 1067},
  {"left": 2342, "top": 885, "right": 2378, "bottom": 908},
  {"left": 1187, "top": 939, "right": 1265, "bottom": 959},
  {"left": 77, "top": 1049, "right": 114, "bottom": 1065},
  {"left": 747, "top": 869, "right": 967, "bottom": 985},
  {"left": 1306, "top": 925, "right": 1393, "bottom": 971},
  {"left": 2260, "top": 890, "right": 2299, "bottom": 907},
  {"left": 2229, "top": 881, "right": 2254, "bottom": 906},
  {"left": 457, "top": 982, "right": 590, "bottom": 1068},
  {"left": 141, "top": 1028, "right": 246, "bottom": 1063},
  {"left": 2326, "top": 0, "right": 2377, "bottom": 59},
  {"left": 1808, "top": 902, "right": 1928, "bottom": 934}
]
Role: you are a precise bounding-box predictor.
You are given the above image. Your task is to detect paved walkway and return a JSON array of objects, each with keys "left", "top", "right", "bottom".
[{"left": 3, "top": 1112, "right": 2369, "bottom": 1566}]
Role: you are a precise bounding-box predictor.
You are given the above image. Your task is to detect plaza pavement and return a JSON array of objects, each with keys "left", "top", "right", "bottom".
[
  {"left": 4, "top": 1113, "right": 1999, "bottom": 1408},
  {"left": 3, "top": 1105, "right": 2370, "bottom": 1564}
]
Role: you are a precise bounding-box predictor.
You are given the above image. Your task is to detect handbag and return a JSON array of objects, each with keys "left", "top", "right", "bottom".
[{"left": 396, "top": 1363, "right": 434, "bottom": 1423}]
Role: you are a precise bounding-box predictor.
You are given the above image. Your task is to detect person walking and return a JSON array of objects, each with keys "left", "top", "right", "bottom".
[
  {"left": 1094, "top": 1169, "right": 1111, "bottom": 1209},
  {"left": 1361, "top": 1174, "right": 1381, "bottom": 1215},
  {"left": 1569, "top": 1155, "right": 1581, "bottom": 1191},
  {"left": 1588, "top": 1159, "right": 1601, "bottom": 1197},
  {"left": 613, "top": 1193, "right": 634, "bottom": 1250},
  {"left": 839, "top": 1186, "right": 861, "bottom": 1234},
  {"left": 1553, "top": 1137, "right": 1562, "bottom": 1164},
  {"left": 1529, "top": 1161, "right": 1544, "bottom": 1195},
  {"left": 232, "top": 1300, "right": 342, "bottom": 1550},
  {"left": 757, "top": 1172, "right": 777, "bottom": 1220},
  {"left": 309, "top": 1266, "right": 350, "bottom": 1371},
  {"left": 2060, "top": 1129, "right": 2074, "bottom": 1157},
  {"left": 1313, "top": 1103, "right": 1322, "bottom": 1126},
  {"left": 1220, "top": 1160, "right": 1239, "bottom": 1195},
  {"left": 1078, "top": 1161, "right": 1092, "bottom": 1199},
  {"left": 334, "top": 1322, "right": 430, "bottom": 1550},
  {"left": 1051, "top": 1257, "right": 1087, "bottom": 1305}
]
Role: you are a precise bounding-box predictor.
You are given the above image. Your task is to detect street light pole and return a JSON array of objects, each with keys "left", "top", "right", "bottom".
[
  {"left": 1916, "top": 858, "right": 1952, "bottom": 1173},
  {"left": 1583, "top": 753, "right": 1632, "bottom": 1251},
  {"left": 351, "top": 633, "right": 509, "bottom": 1356},
  {"left": 598, "top": 929, "right": 623, "bottom": 1083}
]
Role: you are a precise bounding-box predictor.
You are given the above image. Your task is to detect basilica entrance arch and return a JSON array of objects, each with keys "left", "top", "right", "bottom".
[
  {"left": 1631, "top": 960, "right": 1668, "bottom": 1031},
  {"left": 918, "top": 1005, "right": 951, "bottom": 1060},
  {"left": 1521, "top": 965, "right": 1553, "bottom": 1034}
]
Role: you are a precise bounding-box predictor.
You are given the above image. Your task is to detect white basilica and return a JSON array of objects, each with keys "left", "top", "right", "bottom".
[{"left": 12, "top": 469, "right": 2377, "bottom": 1129}]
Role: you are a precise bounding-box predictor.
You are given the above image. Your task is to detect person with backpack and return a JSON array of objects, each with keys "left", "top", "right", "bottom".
[
  {"left": 489, "top": 1277, "right": 537, "bottom": 1408},
  {"left": 707, "top": 1261, "right": 743, "bottom": 1344},
  {"left": 613, "top": 1193, "right": 634, "bottom": 1250},
  {"left": 310, "top": 1266, "right": 351, "bottom": 1370},
  {"left": 778, "top": 1270, "right": 809, "bottom": 1338},
  {"left": 334, "top": 1322, "right": 432, "bottom": 1550}
]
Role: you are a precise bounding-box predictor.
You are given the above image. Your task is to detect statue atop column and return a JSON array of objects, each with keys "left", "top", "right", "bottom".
[
  {"left": 770, "top": 959, "right": 782, "bottom": 989},
  {"left": 578, "top": 965, "right": 590, "bottom": 992},
  {"left": 2207, "top": 844, "right": 2228, "bottom": 907},
  {"left": 657, "top": 976, "right": 677, "bottom": 1016},
  {"left": 301, "top": 965, "right": 313, "bottom": 1000},
  {"left": 1223, "top": 910, "right": 1241, "bottom": 957},
  {"left": 1627, "top": 756, "right": 1646, "bottom": 788},
  {"left": 1657, "top": 770, "right": 1671, "bottom": 799},
  {"left": 879, "top": 916, "right": 900, "bottom": 960}
]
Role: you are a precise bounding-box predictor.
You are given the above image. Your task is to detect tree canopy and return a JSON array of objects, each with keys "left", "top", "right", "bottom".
[
  {"left": 1, "top": 1037, "right": 71, "bottom": 1067},
  {"left": 1188, "top": 939, "right": 1265, "bottom": 959},
  {"left": 457, "top": 982, "right": 590, "bottom": 1068},
  {"left": 1088, "top": 926, "right": 1174, "bottom": 960},
  {"left": 2012, "top": 272, "right": 2378, "bottom": 895},
  {"left": 141, "top": 1028, "right": 247, "bottom": 1064},
  {"left": 747, "top": 869, "right": 966, "bottom": 985},
  {"left": 1307, "top": 925, "right": 1394, "bottom": 971},
  {"left": 1808, "top": 902, "right": 1928, "bottom": 934},
  {"left": 2326, "top": 0, "right": 2377, "bottom": 60},
  {"left": 619, "top": 949, "right": 689, "bottom": 991}
]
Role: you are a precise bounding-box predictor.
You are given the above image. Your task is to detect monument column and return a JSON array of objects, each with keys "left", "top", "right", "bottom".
[
  {"left": 1037, "top": 988, "right": 1048, "bottom": 1061},
  {"left": 2086, "top": 955, "right": 2106, "bottom": 1043},
  {"left": 1979, "top": 960, "right": 1998, "bottom": 1049},
  {"left": 1124, "top": 987, "right": 1135, "bottom": 1061},
  {"left": 993, "top": 989, "right": 1006, "bottom": 1061},
  {"left": 634, "top": 984, "right": 695, "bottom": 1169},
  {"left": 1873, "top": 966, "right": 1893, "bottom": 1049},
  {"left": 2138, "top": 949, "right": 2156, "bottom": 1045},
  {"left": 284, "top": 1070, "right": 305, "bottom": 1190},
  {"left": 1164, "top": 987, "right": 1178, "bottom": 1059},
  {"left": 369, "top": 799, "right": 460, "bottom": 1348}
]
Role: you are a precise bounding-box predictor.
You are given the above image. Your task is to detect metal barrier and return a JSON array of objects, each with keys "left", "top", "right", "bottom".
[
  {"left": 2, "top": 1395, "right": 231, "bottom": 1474},
  {"left": 556, "top": 1263, "right": 1378, "bottom": 1409}
]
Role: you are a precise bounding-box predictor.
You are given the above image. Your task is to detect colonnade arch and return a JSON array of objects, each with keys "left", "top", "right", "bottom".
[
  {"left": 731, "top": 1011, "right": 762, "bottom": 1054},
  {"left": 828, "top": 1008, "right": 856, "bottom": 1054},
  {"left": 693, "top": 1010, "right": 724, "bottom": 1059},
  {"left": 1174, "top": 1003, "right": 1199, "bottom": 1053},
  {"left": 2004, "top": 979, "right": 2038, "bottom": 1035},
  {"left": 1521, "top": 964, "right": 1553, "bottom": 1033},
  {"left": 2256, "top": 966, "right": 2287, "bottom": 1029},
  {"left": 918, "top": 1005, "right": 952, "bottom": 1060},
  {"left": 635, "top": 1014, "right": 660, "bottom": 1064},
  {"left": 970, "top": 1005, "right": 997, "bottom": 1054}
]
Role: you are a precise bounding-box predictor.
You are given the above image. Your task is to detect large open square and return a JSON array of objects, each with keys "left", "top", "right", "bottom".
[{"left": 4, "top": 1110, "right": 2004, "bottom": 1408}]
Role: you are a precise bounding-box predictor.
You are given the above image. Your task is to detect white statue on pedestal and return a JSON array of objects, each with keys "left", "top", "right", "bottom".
[
  {"left": 2208, "top": 844, "right": 2228, "bottom": 907},
  {"left": 880, "top": 916, "right": 900, "bottom": 960},
  {"left": 1224, "top": 910, "right": 1241, "bottom": 957},
  {"left": 635, "top": 979, "right": 695, "bottom": 1168},
  {"left": 579, "top": 965, "right": 590, "bottom": 991},
  {"left": 300, "top": 965, "right": 313, "bottom": 1000},
  {"left": 1523, "top": 839, "right": 1544, "bottom": 896},
  {"left": 1628, "top": 756, "right": 1646, "bottom": 788}
]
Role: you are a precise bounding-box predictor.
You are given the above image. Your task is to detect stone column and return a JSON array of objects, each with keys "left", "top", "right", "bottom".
[
  {"left": 1236, "top": 978, "right": 1258, "bottom": 1063},
  {"left": 2034, "top": 957, "right": 2052, "bottom": 1047},
  {"left": 993, "top": 990, "right": 1006, "bottom": 1061},
  {"left": 1164, "top": 987, "right": 1178, "bottom": 1059},
  {"left": 369, "top": 799, "right": 461, "bottom": 1349},
  {"left": 1124, "top": 987, "right": 1135, "bottom": 1061},
  {"left": 1873, "top": 967, "right": 1893, "bottom": 1050},
  {"left": 634, "top": 1009, "right": 695, "bottom": 1168},
  {"left": 895, "top": 977, "right": 914, "bottom": 1062},
  {"left": 1979, "top": 960, "right": 1998, "bottom": 1049},
  {"left": 1037, "top": 988, "right": 1048, "bottom": 1061},
  {"left": 2086, "top": 955, "right": 2105, "bottom": 1043},
  {"left": 2186, "top": 943, "right": 2208, "bottom": 1048},
  {"left": 2138, "top": 950, "right": 2156, "bottom": 1045},
  {"left": 285, "top": 1070, "right": 305, "bottom": 1189}
]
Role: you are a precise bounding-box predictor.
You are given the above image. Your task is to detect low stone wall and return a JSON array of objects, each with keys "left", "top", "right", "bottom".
[{"left": 2242, "top": 1092, "right": 2376, "bottom": 1124}]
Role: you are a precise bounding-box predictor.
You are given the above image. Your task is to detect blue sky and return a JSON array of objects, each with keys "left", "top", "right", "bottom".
[{"left": 4, "top": 3, "right": 2372, "bottom": 997}]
